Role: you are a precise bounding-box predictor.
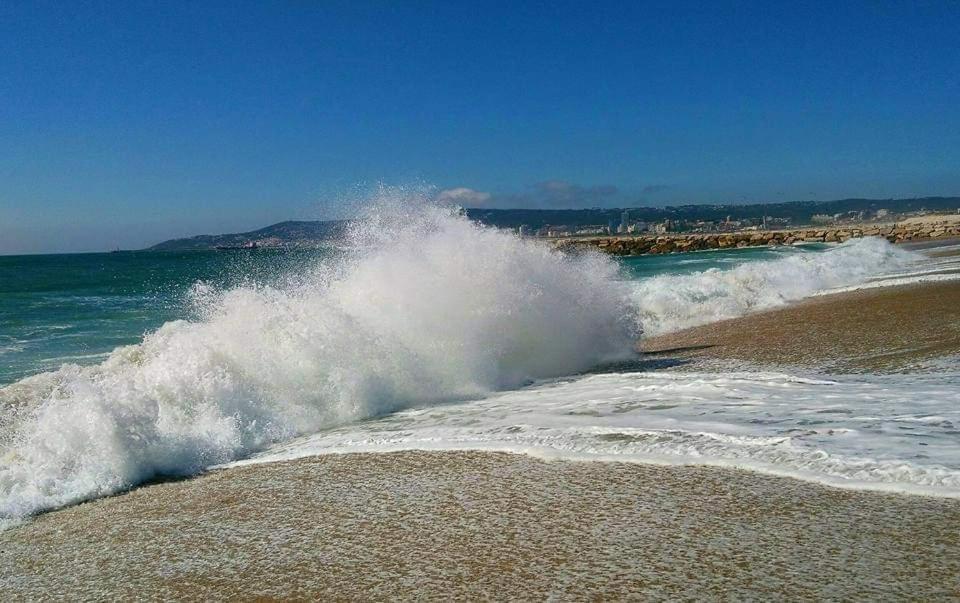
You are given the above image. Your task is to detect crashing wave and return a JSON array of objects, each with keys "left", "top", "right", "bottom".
[{"left": 0, "top": 189, "right": 639, "bottom": 520}]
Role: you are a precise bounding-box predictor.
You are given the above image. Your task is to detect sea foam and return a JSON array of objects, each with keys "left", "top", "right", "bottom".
[
  {"left": 630, "top": 237, "right": 920, "bottom": 336},
  {"left": 235, "top": 370, "right": 960, "bottom": 497},
  {"left": 0, "top": 191, "right": 638, "bottom": 520}
]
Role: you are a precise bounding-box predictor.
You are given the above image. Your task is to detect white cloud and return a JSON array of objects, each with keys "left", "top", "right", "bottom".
[
  {"left": 530, "top": 180, "right": 619, "bottom": 206},
  {"left": 436, "top": 187, "right": 492, "bottom": 206}
]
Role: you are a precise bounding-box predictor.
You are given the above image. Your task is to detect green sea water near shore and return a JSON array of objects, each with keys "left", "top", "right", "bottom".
[{"left": 0, "top": 249, "right": 324, "bottom": 384}]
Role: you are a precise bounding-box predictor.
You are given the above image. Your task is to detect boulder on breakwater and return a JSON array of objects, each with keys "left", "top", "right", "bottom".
[{"left": 553, "top": 217, "right": 960, "bottom": 256}]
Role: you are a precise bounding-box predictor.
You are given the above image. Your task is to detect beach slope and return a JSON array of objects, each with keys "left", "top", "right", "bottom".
[{"left": 1, "top": 451, "right": 958, "bottom": 600}]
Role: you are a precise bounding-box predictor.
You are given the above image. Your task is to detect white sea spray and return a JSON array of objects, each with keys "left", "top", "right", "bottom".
[{"left": 0, "top": 190, "right": 639, "bottom": 520}]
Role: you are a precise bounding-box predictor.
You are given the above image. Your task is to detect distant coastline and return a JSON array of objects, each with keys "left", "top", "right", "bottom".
[{"left": 145, "top": 196, "right": 960, "bottom": 255}]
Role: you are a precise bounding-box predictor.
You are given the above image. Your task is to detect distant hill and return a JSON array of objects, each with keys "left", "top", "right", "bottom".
[{"left": 147, "top": 220, "right": 347, "bottom": 251}]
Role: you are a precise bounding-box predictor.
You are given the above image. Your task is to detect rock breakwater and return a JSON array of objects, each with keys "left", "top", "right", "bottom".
[{"left": 554, "top": 216, "right": 960, "bottom": 256}]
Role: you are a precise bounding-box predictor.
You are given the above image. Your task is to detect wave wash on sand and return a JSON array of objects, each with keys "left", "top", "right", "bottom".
[{"left": 0, "top": 192, "right": 639, "bottom": 521}]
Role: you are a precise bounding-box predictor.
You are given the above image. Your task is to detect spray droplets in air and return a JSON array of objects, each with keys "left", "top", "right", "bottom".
[{"left": 0, "top": 186, "right": 640, "bottom": 521}]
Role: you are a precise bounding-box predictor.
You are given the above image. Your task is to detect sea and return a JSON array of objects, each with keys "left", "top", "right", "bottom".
[{"left": 2, "top": 199, "right": 960, "bottom": 526}]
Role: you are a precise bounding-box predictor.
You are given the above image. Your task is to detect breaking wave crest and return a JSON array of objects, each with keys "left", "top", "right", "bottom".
[
  {"left": 0, "top": 190, "right": 638, "bottom": 520},
  {"left": 631, "top": 237, "right": 919, "bottom": 336}
]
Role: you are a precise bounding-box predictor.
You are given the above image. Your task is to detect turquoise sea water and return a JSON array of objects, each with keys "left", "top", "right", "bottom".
[
  {"left": 0, "top": 249, "right": 325, "bottom": 385},
  {"left": 0, "top": 244, "right": 824, "bottom": 386},
  {"left": 617, "top": 241, "right": 828, "bottom": 279}
]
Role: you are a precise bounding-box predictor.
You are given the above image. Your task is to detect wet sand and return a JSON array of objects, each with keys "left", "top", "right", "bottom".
[
  {"left": 2, "top": 450, "right": 959, "bottom": 601},
  {"left": 643, "top": 280, "right": 960, "bottom": 373}
]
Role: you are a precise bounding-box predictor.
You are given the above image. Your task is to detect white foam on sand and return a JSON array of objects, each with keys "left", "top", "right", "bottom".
[{"left": 233, "top": 369, "right": 960, "bottom": 498}]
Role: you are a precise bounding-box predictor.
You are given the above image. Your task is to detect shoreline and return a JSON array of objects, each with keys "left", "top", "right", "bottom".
[{"left": 3, "top": 450, "right": 959, "bottom": 600}]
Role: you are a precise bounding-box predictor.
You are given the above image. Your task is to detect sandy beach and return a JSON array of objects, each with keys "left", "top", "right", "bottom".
[
  {"left": 2, "top": 450, "right": 958, "bottom": 601},
  {"left": 643, "top": 281, "right": 960, "bottom": 373}
]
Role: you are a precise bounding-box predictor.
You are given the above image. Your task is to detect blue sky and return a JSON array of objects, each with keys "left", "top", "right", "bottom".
[{"left": 1, "top": 1, "right": 959, "bottom": 253}]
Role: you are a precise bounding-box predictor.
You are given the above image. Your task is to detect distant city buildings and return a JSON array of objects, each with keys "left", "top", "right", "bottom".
[
  {"left": 575, "top": 226, "right": 608, "bottom": 235},
  {"left": 509, "top": 205, "right": 928, "bottom": 240},
  {"left": 810, "top": 209, "right": 893, "bottom": 225}
]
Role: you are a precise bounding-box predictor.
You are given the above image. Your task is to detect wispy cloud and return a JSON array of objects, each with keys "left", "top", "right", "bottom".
[
  {"left": 436, "top": 187, "right": 493, "bottom": 206},
  {"left": 641, "top": 184, "right": 671, "bottom": 195},
  {"left": 440, "top": 181, "right": 672, "bottom": 208},
  {"left": 446, "top": 180, "right": 620, "bottom": 208},
  {"left": 530, "top": 180, "right": 619, "bottom": 207}
]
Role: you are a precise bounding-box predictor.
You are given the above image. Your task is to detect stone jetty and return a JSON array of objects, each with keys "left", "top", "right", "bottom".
[{"left": 553, "top": 215, "right": 960, "bottom": 256}]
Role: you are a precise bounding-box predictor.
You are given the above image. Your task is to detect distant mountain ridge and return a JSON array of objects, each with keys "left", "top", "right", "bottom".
[
  {"left": 147, "top": 220, "right": 346, "bottom": 251},
  {"left": 146, "top": 197, "right": 960, "bottom": 250}
]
